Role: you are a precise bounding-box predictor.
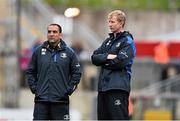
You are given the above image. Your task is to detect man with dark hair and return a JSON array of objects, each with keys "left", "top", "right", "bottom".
[
  {"left": 26, "top": 23, "right": 82, "bottom": 120},
  {"left": 91, "top": 10, "right": 136, "bottom": 120}
]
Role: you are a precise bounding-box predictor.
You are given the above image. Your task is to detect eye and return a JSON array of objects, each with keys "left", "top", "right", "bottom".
[{"left": 53, "top": 31, "right": 58, "bottom": 33}]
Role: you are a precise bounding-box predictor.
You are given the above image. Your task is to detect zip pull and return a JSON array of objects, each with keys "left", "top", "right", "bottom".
[{"left": 54, "top": 54, "right": 57, "bottom": 62}]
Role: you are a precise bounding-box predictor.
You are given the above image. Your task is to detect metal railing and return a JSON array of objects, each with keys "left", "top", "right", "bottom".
[{"left": 134, "top": 74, "right": 180, "bottom": 98}]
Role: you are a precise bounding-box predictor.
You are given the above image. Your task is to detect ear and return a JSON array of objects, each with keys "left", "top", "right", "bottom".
[
  {"left": 120, "top": 21, "right": 125, "bottom": 27},
  {"left": 59, "top": 33, "right": 62, "bottom": 38}
]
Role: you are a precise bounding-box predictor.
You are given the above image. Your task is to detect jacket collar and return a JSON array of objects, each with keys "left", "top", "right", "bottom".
[
  {"left": 42, "top": 39, "right": 67, "bottom": 51},
  {"left": 109, "top": 31, "right": 124, "bottom": 38},
  {"left": 108, "top": 31, "right": 133, "bottom": 40}
]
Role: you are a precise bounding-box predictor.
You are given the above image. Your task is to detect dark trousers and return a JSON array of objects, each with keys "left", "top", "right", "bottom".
[
  {"left": 98, "top": 90, "right": 129, "bottom": 120},
  {"left": 33, "top": 102, "right": 69, "bottom": 120}
]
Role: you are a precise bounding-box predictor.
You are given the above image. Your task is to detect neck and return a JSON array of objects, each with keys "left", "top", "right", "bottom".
[
  {"left": 113, "top": 29, "right": 124, "bottom": 37},
  {"left": 49, "top": 40, "right": 60, "bottom": 48},
  {"left": 114, "top": 28, "right": 124, "bottom": 34}
]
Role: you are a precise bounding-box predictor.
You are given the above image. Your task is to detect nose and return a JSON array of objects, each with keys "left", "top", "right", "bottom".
[
  {"left": 108, "top": 24, "right": 110, "bottom": 28},
  {"left": 49, "top": 32, "right": 54, "bottom": 37},
  {"left": 108, "top": 22, "right": 112, "bottom": 27}
]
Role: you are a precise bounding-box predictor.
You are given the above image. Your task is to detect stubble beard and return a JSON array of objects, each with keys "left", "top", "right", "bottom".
[
  {"left": 48, "top": 39, "right": 55, "bottom": 43},
  {"left": 48, "top": 39, "right": 57, "bottom": 47}
]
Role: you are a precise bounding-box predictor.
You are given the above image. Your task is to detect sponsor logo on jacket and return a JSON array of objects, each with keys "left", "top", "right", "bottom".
[
  {"left": 41, "top": 48, "right": 46, "bottom": 55},
  {"left": 61, "top": 53, "right": 67, "bottom": 58}
]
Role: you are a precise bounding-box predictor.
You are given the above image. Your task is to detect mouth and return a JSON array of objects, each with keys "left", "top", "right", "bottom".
[
  {"left": 48, "top": 39, "right": 55, "bottom": 42},
  {"left": 109, "top": 28, "right": 114, "bottom": 31}
]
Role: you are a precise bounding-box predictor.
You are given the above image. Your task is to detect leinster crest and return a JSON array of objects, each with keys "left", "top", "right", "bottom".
[{"left": 61, "top": 53, "right": 67, "bottom": 58}]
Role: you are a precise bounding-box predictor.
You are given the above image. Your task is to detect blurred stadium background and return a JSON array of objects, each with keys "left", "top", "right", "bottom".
[{"left": 1, "top": 0, "right": 180, "bottom": 120}]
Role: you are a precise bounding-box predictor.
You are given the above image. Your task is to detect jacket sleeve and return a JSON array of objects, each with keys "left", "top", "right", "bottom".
[
  {"left": 26, "top": 51, "right": 38, "bottom": 94},
  {"left": 91, "top": 41, "right": 108, "bottom": 66},
  {"left": 104, "top": 37, "right": 136, "bottom": 70},
  {"left": 68, "top": 53, "right": 82, "bottom": 95}
]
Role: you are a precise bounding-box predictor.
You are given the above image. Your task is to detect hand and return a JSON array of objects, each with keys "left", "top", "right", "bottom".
[{"left": 107, "top": 54, "right": 117, "bottom": 60}]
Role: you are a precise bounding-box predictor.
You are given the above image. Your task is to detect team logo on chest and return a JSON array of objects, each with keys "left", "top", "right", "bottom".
[
  {"left": 106, "top": 40, "right": 111, "bottom": 46},
  {"left": 61, "top": 53, "right": 67, "bottom": 58},
  {"left": 63, "top": 114, "right": 70, "bottom": 120},
  {"left": 41, "top": 48, "right": 46, "bottom": 55},
  {"left": 114, "top": 99, "right": 121, "bottom": 106},
  {"left": 116, "top": 42, "right": 121, "bottom": 47}
]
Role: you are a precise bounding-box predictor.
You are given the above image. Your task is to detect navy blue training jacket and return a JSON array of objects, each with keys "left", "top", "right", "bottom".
[
  {"left": 91, "top": 31, "right": 136, "bottom": 93},
  {"left": 26, "top": 40, "right": 82, "bottom": 103}
]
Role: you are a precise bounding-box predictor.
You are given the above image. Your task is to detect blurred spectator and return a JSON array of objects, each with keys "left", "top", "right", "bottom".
[
  {"left": 20, "top": 49, "right": 31, "bottom": 71},
  {"left": 71, "top": 41, "right": 84, "bottom": 57},
  {"left": 154, "top": 42, "right": 170, "bottom": 81},
  {"left": 154, "top": 42, "right": 169, "bottom": 64},
  {"left": 31, "top": 38, "right": 43, "bottom": 53},
  {"left": 20, "top": 48, "right": 31, "bottom": 87},
  {"left": 71, "top": 41, "right": 87, "bottom": 90},
  {"left": 166, "top": 66, "right": 178, "bottom": 78},
  {"left": 19, "top": 38, "right": 42, "bottom": 87},
  {"left": 162, "top": 65, "right": 178, "bottom": 80},
  {"left": 162, "top": 65, "right": 179, "bottom": 92},
  {"left": 128, "top": 97, "right": 134, "bottom": 120}
]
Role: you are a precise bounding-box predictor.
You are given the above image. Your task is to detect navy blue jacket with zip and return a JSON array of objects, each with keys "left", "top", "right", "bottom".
[
  {"left": 91, "top": 31, "right": 136, "bottom": 93},
  {"left": 26, "top": 40, "right": 82, "bottom": 103}
]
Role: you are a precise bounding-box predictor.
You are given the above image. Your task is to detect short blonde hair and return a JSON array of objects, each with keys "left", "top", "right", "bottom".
[{"left": 108, "top": 10, "right": 126, "bottom": 27}]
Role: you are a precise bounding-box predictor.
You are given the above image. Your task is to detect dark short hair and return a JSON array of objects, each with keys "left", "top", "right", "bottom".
[{"left": 48, "top": 23, "right": 62, "bottom": 33}]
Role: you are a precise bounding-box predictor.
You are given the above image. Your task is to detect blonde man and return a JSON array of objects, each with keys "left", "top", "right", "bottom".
[{"left": 91, "top": 10, "right": 136, "bottom": 120}]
